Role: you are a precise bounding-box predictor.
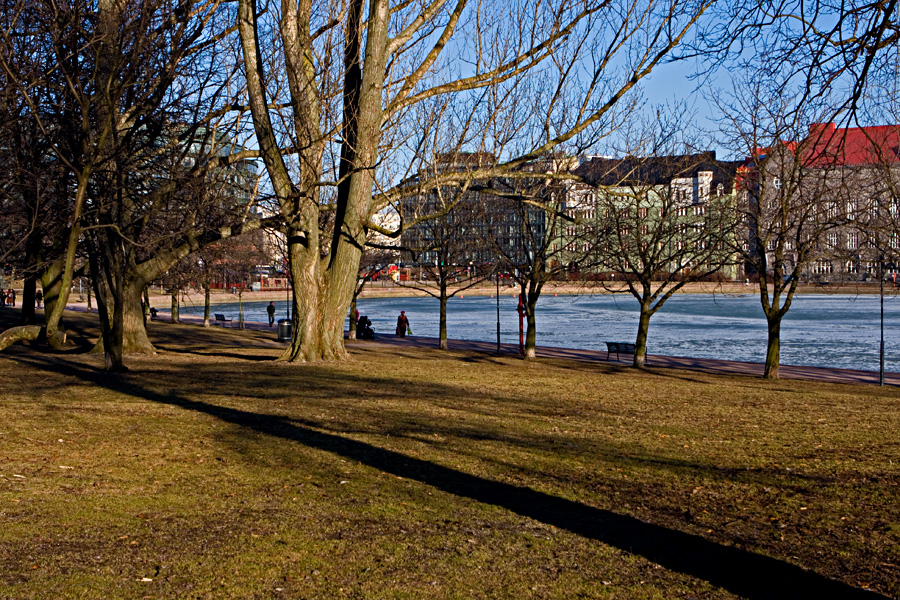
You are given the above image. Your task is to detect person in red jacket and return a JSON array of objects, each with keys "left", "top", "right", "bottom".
[{"left": 395, "top": 311, "right": 410, "bottom": 337}]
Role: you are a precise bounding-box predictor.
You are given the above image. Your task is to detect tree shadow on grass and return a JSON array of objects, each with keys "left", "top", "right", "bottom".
[{"left": 11, "top": 355, "right": 885, "bottom": 600}]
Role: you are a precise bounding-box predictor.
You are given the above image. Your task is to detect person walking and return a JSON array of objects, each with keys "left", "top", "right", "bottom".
[
  {"left": 266, "top": 301, "right": 276, "bottom": 326},
  {"left": 35, "top": 289, "right": 43, "bottom": 308},
  {"left": 395, "top": 310, "right": 410, "bottom": 337}
]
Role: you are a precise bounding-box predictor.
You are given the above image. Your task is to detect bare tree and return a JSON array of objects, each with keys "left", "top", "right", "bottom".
[
  {"left": 704, "top": 0, "right": 900, "bottom": 122},
  {"left": 237, "top": 0, "right": 717, "bottom": 362},
  {"left": 720, "top": 79, "right": 861, "bottom": 378},
  {"left": 583, "top": 151, "right": 739, "bottom": 367},
  {"left": 481, "top": 155, "right": 586, "bottom": 359},
  {"left": 0, "top": 1, "right": 261, "bottom": 367},
  {"left": 398, "top": 156, "right": 495, "bottom": 349}
]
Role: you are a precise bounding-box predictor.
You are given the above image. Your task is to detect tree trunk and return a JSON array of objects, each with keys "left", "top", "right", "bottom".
[
  {"left": 123, "top": 283, "right": 155, "bottom": 354},
  {"left": 90, "top": 270, "right": 126, "bottom": 371},
  {"left": 40, "top": 259, "right": 67, "bottom": 350},
  {"left": 170, "top": 289, "right": 179, "bottom": 323},
  {"left": 439, "top": 291, "right": 448, "bottom": 350},
  {"left": 524, "top": 308, "right": 537, "bottom": 360},
  {"left": 143, "top": 287, "right": 150, "bottom": 325},
  {"left": 20, "top": 274, "right": 37, "bottom": 326},
  {"left": 633, "top": 301, "right": 652, "bottom": 368},
  {"left": 203, "top": 285, "right": 211, "bottom": 327},
  {"left": 0, "top": 325, "right": 44, "bottom": 351},
  {"left": 764, "top": 313, "right": 781, "bottom": 379},
  {"left": 278, "top": 234, "right": 356, "bottom": 362},
  {"left": 348, "top": 297, "right": 358, "bottom": 339},
  {"left": 89, "top": 279, "right": 157, "bottom": 356},
  {"left": 521, "top": 281, "right": 543, "bottom": 360}
]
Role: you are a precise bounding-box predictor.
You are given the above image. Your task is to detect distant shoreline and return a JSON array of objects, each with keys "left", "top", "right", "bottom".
[
  {"left": 157, "top": 279, "right": 889, "bottom": 306},
  {"left": 50, "top": 279, "right": 892, "bottom": 312}
]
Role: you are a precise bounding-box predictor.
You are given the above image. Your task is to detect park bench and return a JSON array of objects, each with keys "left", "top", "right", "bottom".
[
  {"left": 214, "top": 313, "right": 232, "bottom": 327},
  {"left": 605, "top": 341, "right": 635, "bottom": 362}
]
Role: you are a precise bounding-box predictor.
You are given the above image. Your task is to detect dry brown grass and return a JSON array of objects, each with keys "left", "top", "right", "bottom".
[{"left": 0, "top": 311, "right": 897, "bottom": 599}]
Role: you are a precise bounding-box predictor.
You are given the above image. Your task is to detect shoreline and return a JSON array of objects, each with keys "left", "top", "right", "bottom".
[
  {"left": 121, "top": 279, "right": 892, "bottom": 308},
  {"left": 55, "top": 305, "right": 900, "bottom": 386}
]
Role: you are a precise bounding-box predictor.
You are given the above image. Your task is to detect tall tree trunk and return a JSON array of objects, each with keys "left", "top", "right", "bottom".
[
  {"left": 203, "top": 285, "right": 211, "bottom": 327},
  {"left": 764, "top": 313, "right": 781, "bottom": 379},
  {"left": 89, "top": 250, "right": 127, "bottom": 372},
  {"left": 40, "top": 258, "right": 68, "bottom": 349},
  {"left": 89, "top": 277, "right": 156, "bottom": 357},
  {"left": 633, "top": 301, "right": 652, "bottom": 368},
  {"left": 20, "top": 229, "right": 42, "bottom": 325},
  {"left": 439, "top": 289, "right": 448, "bottom": 350},
  {"left": 20, "top": 274, "right": 37, "bottom": 326},
  {"left": 278, "top": 236, "right": 354, "bottom": 362},
  {"left": 524, "top": 308, "right": 537, "bottom": 360},
  {"left": 348, "top": 297, "right": 358, "bottom": 339},
  {"left": 239, "top": 0, "right": 387, "bottom": 362},
  {"left": 522, "top": 280, "right": 543, "bottom": 360},
  {"left": 170, "top": 288, "right": 179, "bottom": 323},
  {"left": 123, "top": 282, "right": 154, "bottom": 354},
  {"left": 40, "top": 260, "right": 64, "bottom": 322}
]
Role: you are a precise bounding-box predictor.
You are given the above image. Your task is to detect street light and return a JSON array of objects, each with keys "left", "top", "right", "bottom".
[
  {"left": 496, "top": 268, "right": 501, "bottom": 356},
  {"left": 881, "top": 258, "right": 894, "bottom": 386}
]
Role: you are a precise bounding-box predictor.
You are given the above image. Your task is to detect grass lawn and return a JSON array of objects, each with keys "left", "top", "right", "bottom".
[{"left": 0, "top": 312, "right": 898, "bottom": 599}]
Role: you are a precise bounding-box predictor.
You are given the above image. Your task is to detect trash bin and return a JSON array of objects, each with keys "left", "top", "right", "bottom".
[{"left": 277, "top": 318, "right": 292, "bottom": 341}]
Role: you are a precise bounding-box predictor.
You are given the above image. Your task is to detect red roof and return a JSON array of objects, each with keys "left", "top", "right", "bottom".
[{"left": 801, "top": 122, "right": 900, "bottom": 167}]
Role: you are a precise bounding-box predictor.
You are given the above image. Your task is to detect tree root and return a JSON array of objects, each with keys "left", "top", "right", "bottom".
[{"left": 0, "top": 325, "right": 46, "bottom": 352}]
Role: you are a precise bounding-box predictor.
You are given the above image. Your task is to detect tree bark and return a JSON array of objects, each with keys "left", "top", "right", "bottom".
[
  {"left": 122, "top": 283, "right": 154, "bottom": 354},
  {"left": 348, "top": 297, "right": 358, "bottom": 339},
  {"left": 170, "top": 289, "right": 179, "bottom": 323},
  {"left": 633, "top": 301, "right": 652, "bottom": 368},
  {"left": 278, "top": 235, "right": 353, "bottom": 362},
  {"left": 20, "top": 274, "right": 37, "bottom": 326},
  {"left": 90, "top": 279, "right": 157, "bottom": 356},
  {"left": 40, "top": 258, "right": 68, "bottom": 350},
  {"left": 239, "top": 0, "right": 387, "bottom": 363},
  {"left": 0, "top": 325, "right": 44, "bottom": 351},
  {"left": 764, "top": 314, "right": 781, "bottom": 379},
  {"left": 524, "top": 309, "right": 537, "bottom": 360},
  {"left": 203, "top": 285, "right": 211, "bottom": 327},
  {"left": 439, "top": 291, "right": 448, "bottom": 350},
  {"left": 20, "top": 228, "right": 42, "bottom": 325}
]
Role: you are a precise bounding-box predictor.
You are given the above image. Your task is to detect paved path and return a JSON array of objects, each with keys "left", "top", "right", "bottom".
[
  {"left": 92, "top": 306, "right": 900, "bottom": 387},
  {"left": 370, "top": 333, "right": 900, "bottom": 387}
]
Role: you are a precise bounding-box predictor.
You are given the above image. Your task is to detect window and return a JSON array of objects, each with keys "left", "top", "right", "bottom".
[
  {"left": 847, "top": 232, "right": 859, "bottom": 250},
  {"left": 773, "top": 177, "right": 782, "bottom": 189}
]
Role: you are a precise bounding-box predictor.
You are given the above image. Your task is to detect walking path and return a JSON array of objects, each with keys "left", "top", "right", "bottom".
[
  {"left": 374, "top": 333, "right": 900, "bottom": 386},
  {"left": 143, "top": 308, "right": 898, "bottom": 387}
]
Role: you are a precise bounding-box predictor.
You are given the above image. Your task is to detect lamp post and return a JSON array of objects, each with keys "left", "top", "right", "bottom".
[
  {"left": 881, "top": 257, "right": 885, "bottom": 386},
  {"left": 496, "top": 269, "right": 501, "bottom": 356},
  {"left": 880, "top": 258, "right": 894, "bottom": 386}
]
